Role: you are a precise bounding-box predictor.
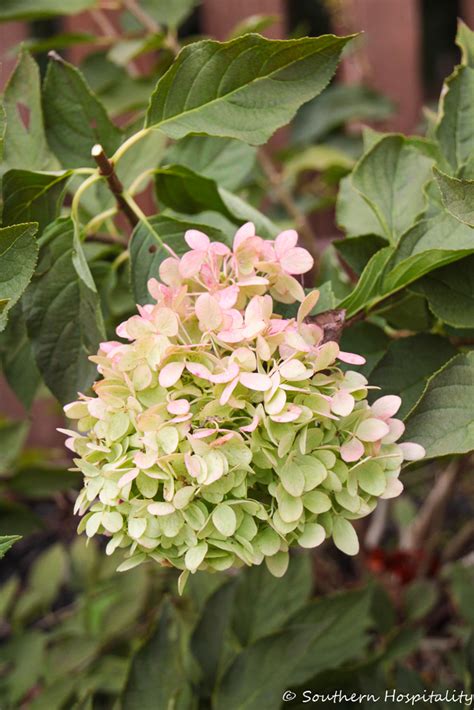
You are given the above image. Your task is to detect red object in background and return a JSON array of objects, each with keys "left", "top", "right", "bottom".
[{"left": 366, "top": 547, "right": 440, "bottom": 584}]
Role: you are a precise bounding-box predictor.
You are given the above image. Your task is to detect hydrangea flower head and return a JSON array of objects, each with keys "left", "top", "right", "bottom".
[{"left": 62, "top": 222, "right": 424, "bottom": 588}]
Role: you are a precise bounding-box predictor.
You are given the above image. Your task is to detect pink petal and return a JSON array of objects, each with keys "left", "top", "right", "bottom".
[
  {"left": 169, "top": 413, "right": 192, "bottom": 423},
  {"left": 220, "top": 377, "right": 239, "bottom": 405},
  {"left": 116, "top": 321, "right": 131, "bottom": 339},
  {"left": 338, "top": 351, "right": 366, "bottom": 365},
  {"left": 158, "top": 258, "right": 180, "bottom": 287},
  {"left": 340, "top": 437, "right": 365, "bottom": 462},
  {"left": 195, "top": 293, "right": 223, "bottom": 330},
  {"left": 211, "top": 432, "right": 237, "bottom": 446},
  {"left": 381, "top": 478, "right": 404, "bottom": 499},
  {"left": 399, "top": 442, "right": 425, "bottom": 461},
  {"left": 186, "top": 362, "right": 212, "bottom": 380},
  {"left": 371, "top": 395, "right": 402, "bottom": 420},
  {"left": 240, "top": 372, "right": 272, "bottom": 391},
  {"left": 297, "top": 289, "right": 320, "bottom": 323},
  {"left": 236, "top": 276, "right": 270, "bottom": 287},
  {"left": 184, "top": 453, "right": 201, "bottom": 478},
  {"left": 242, "top": 320, "right": 266, "bottom": 339},
  {"left": 356, "top": 418, "right": 390, "bottom": 442},
  {"left": 275, "top": 229, "right": 298, "bottom": 259},
  {"left": 210, "top": 241, "right": 230, "bottom": 256},
  {"left": 159, "top": 361, "right": 185, "bottom": 388},
  {"left": 118, "top": 468, "right": 139, "bottom": 487},
  {"left": 331, "top": 390, "right": 355, "bottom": 417},
  {"left": 234, "top": 222, "right": 255, "bottom": 249},
  {"left": 240, "top": 414, "right": 259, "bottom": 432},
  {"left": 270, "top": 404, "right": 301, "bottom": 422},
  {"left": 134, "top": 451, "right": 157, "bottom": 469},
  {"left": 167, "top": 399, "right": 190, "bottom": 415},
  {"left": 147, "top": 277, "right": 161, "bottom": 299},
  {"left": 179, "top": 250, "right": 205, "bottom": 278},
  {"left": 280, "top": 247, "right": 314, "bottom": 275},
  {"left": 218, "top": 329, "right": 246, "bottom": 343},
  {"left": 209, "top": 362, "right": 240, "bottom": 384},
  {"left": 215, "top": 285, "right": 239, "bottom": 309},
  {"left": 100, "top": 340, "right": 122, "bottom": 355},
  {"left": 382, "top": 418, "right": 405, "bottom": 444},
  {"left": 193, "top": 429, "right": 216, "bottom": 439},
  {"left": 185, "top": 229, "right": 210, "bottom": 251}
]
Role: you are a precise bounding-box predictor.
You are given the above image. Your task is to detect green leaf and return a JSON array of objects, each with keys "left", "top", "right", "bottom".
[
  {"left": 0, "top": 223, "right": 38, "bottom": 331},
  {"left": 351, "top": 135, "right": 434, "bottom": 244},
  {"left": 0, "top": 535, "right": 21, "bottom": 559},
  {"left": 338, "top": 247, "right": 394, "bottom": 317},
  {"left": 191, "top": 580, "right": 237, "bottom": 697},
  {"left": 215, "top": 588, "right": 371, "bottom": 709},
  {"left": 12, "top": 544, "right": 67, "bottom": 623},
  {"left": 0, "top": 500, "right": 43, "bottom": 536},
  {"left": 42, "top": 54, "right": 122, "bottom": 168},
  {"left": 368, "top": 334, "right": 457, "bottom": 419},
  {"left": 0, "top": 419, "right": 29, "bottom": 472},
  {"left": 374, "top": 291, "right": 433, "bottom": 332},
  {"left": 413, "top": 256, "right": 474, "bottom": 328},
  {"left": 434, "top": 167, "right": 474, "bottom": 226},
  {"left": 22, "top": 218, "right": 105, "bottom": 404},
  {"left": 283, "top": 144, "right": 354, "bottom": 181},
  {"left": 436, "top": 64, "right": 474, "bottom": 173},
  {"left": 2, "top": 170, "right": 71, "bottom": 234},
  {"left": 336, "top": 175, "right": 385, "bottom": 238},
  {"left": 122, "top": 600, "right": 191, "bottom": 709},
  {"left": 155, "top": 165, "right": 278, "bottom": 237},
  {"left": 293, "top": 83, "right": 393, "bottom": 145},
  {"left": 229, "top": 14, "right": 279, "bottom": 39},
  {"left": 446, "top": 562, "right": 474, "bottom": 625},
  {"left": 335, "top": 233, "right": 388, "bottom": 274},
  {"left": 130, "top": 215, "right": 230, "bottom": 305},
  {"left": 163, "top": 135, "right": 257, "bottom": 191},
  {"left": 134, "top": 0, "right": 197, "bottom": 29},
  {"left": 340, "top": 211, "right": 474, "bottom": 317},
  {"left": 404, "top": 350, "right": 474, "bottom": 458},
  {"left": 2, "top": 51, "right": 55, "bottom": 170},
  {"left": 384, "top": 212, "right": 474, "bottom": 293},
  {"left": 457, "top": 19, "right": 474, "bottom": 68},
  {"left": 404, "top": 579, "right": 439, "bottom": 621},
  {"left": 8, "top": 466, "right": 80, "bottom": 499},
  {"left": 146, "top": 33, "right": 354, "bottom": 142},
  {"left": 0, "top": 0, "right": 96, "bottom": 21},
  {"left": 5, "top": 630, "right": 46, "bottom": 705},
  {"left": 20, "top": 32, "right": 96, "bottom": 54},
  {"left": 80, "top": 52, "right": 155, "bottom": 119},
  {"left": 232, "top": 553, "right": 312, "bottom": 646},
  {"left": 0, "top": 303, "right": 41, "bottom": 409}
]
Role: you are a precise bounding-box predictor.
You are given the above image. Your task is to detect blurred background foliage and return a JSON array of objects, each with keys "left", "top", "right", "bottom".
[{"left": 1, "top": 1, "right": 474, "bottom": 708}]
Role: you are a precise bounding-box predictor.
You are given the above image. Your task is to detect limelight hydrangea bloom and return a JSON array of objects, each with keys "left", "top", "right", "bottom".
[{"left": 62, "top": 222, "right": 424, "bottom": 587}]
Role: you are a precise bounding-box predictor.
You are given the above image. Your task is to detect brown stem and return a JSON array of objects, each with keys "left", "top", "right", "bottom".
[
  {"left": 91, "top": 144, "right": 138, "bottom": 228},
  {"left": 442, "top": 520, "right": 474, "bottom": 562},
  {"left": 91, "top": 9, "right": 140, "bottom": 77},
  {"left": 122, "top": 0, "right": 180, "bottom": 55},
  {"left": 400, "top": 459, "right": 462, "bottom": 554},
  {"left": 258, "top": 148, "right": 319, "bottom": 268},
  {"left": 85, "top": 232, "right": 128, "bottom": 247}
]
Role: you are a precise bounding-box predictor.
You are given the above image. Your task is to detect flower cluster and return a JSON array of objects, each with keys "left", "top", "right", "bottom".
[{"left": 62, "top": 222, "right": 424, "bottom": 587}]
